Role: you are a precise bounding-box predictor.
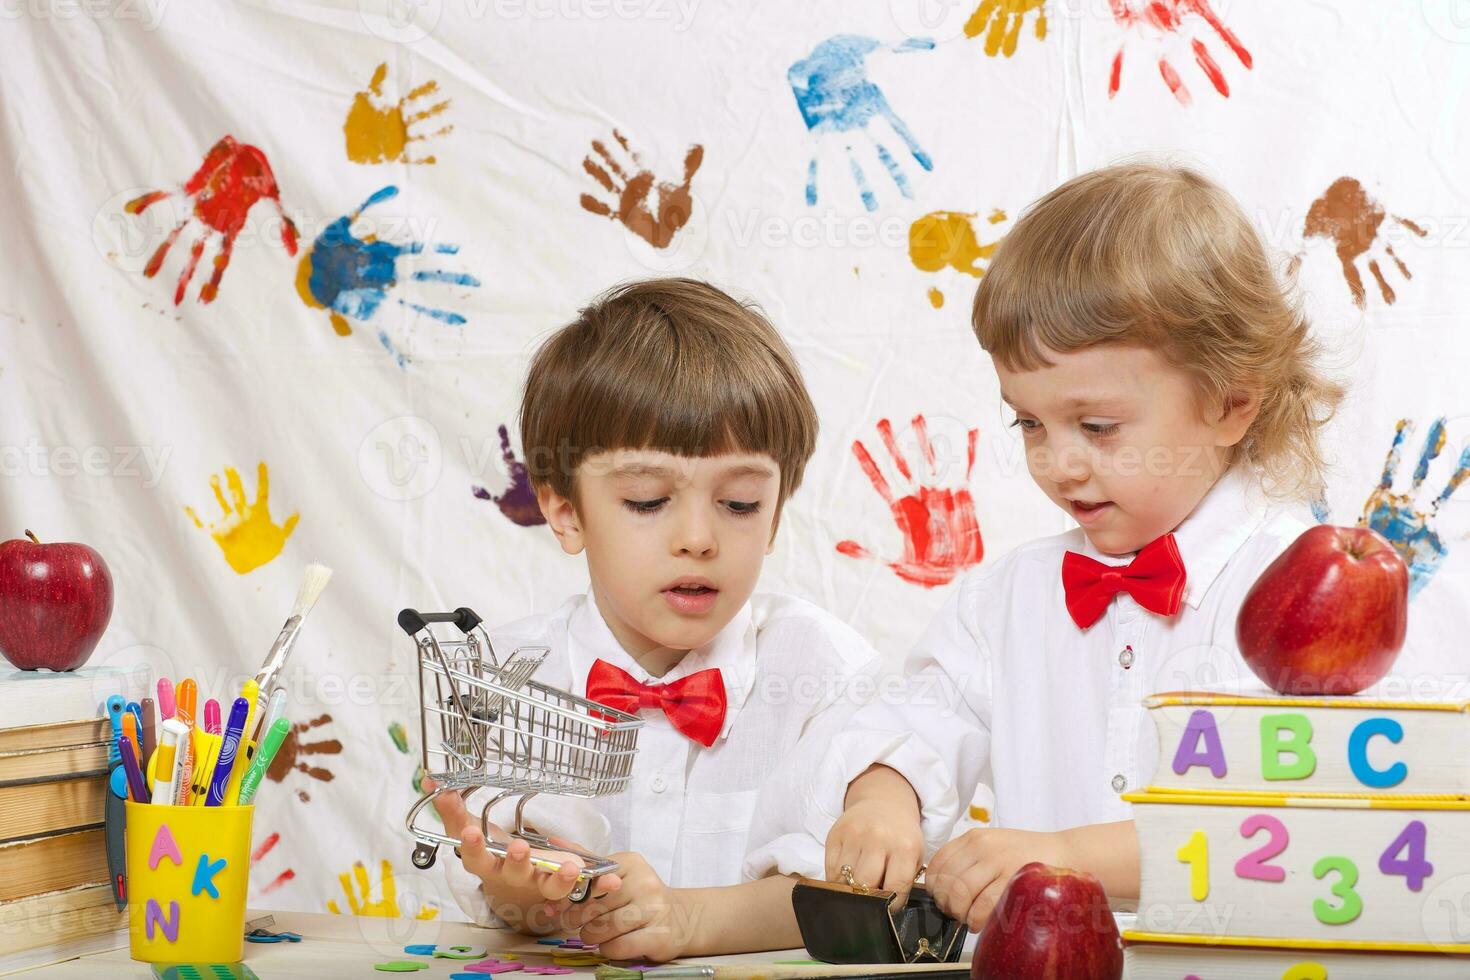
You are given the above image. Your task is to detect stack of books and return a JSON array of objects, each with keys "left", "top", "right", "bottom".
[
  {"left": 1125, "top": 690, "right": 1470, "bottom": 977},
  {"left": 0, "top": 666, "right": 145, "bottom": 972}
]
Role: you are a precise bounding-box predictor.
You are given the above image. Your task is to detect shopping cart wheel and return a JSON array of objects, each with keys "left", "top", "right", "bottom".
[{"left": 411, "top": 842, "right": 438, "bottom": 870}]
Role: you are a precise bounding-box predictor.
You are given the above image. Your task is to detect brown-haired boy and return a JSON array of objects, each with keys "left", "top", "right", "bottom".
[{"left": 433, "top": 278, "right": 883, "bottom": 961}]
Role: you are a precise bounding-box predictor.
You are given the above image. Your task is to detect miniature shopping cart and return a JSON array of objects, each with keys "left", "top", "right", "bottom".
[{"left": 400, "top": 606, "right": 642, "bottom": 902}]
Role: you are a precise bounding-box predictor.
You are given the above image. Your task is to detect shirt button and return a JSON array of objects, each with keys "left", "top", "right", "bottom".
[
  {"left": 1111, "top": 773, "right": 1127, "bottom": 793},
  {"left": 650, "top": 774, "right": 667, "bottom": 793},
  {"left": 1118, "top": 646, "right": 1134, "bottom": 669}
]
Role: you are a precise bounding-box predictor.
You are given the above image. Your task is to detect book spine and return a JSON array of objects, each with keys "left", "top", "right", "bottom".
[
  {"left": 1149, "top": 702, "right": 1466, "bottom": 796},
  {"left": 1133, "top": 797, "right": 1470, "bottom": 948}
]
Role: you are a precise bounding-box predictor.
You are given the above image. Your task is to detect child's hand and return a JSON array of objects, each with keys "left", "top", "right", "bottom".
[
  {"left": 926, "top": 827, "right": 1072, "bottom": 930},
  {"left": 548, "top": 852, "right": 688, "bottom": 962},
  {"left": 825, "top": 765, "right": 926, "bottom": 907},
  {"left": 427, "top": 777, "right": 621, "bottom": 925}
]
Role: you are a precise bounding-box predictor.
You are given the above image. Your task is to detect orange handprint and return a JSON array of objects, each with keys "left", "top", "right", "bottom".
[
  {"left": 184, "top": 463, "right": 299, "bottom": 574},
  {"left": 579, "top": 130, "right": 704, "bottom": 249},
  {"left": 837, "top": 416, "right": 984, "bottom": 588},
  {"left": 1107, "top": 0, "right": 1251, "bottom": 106},
  {"left": 965, "top": 0, "right": 1048, "bottom": 57},
  {"left": 1295, "top": 177, "right": 1428, "bottom": 309},
  {"left": 343, "top": 62, "right": 453, "bottom": 165}
]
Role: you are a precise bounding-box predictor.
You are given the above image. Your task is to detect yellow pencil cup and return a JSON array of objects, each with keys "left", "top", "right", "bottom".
[{"left": 125, "top": 801, "right": 254, "bottom": 963}]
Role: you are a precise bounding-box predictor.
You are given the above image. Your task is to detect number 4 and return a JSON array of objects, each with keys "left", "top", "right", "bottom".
[{"left": 1379, "top": 819, "right": 1434, "bottom": 892}]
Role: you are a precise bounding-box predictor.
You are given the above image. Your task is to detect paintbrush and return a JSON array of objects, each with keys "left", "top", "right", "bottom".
[
  {"left": 250, "top": 562, "right": 333, "bottom": 734},
  {"left": 595, "top": 964, "right": 971, "bottom": 979}
]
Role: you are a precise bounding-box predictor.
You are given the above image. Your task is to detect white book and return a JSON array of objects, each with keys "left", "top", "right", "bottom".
[
  {"left": 0, "top": 667, "right": 147, "bottom": 731},
  {"left": 1129, "top": 791, "right": 1470, "bottom": 951},
  {"left": 1145, "top": 692, "right": 1470, "bottom": 796},
  {"left": 1125, "top": 935, "right": 1470, "bottom": 978}
]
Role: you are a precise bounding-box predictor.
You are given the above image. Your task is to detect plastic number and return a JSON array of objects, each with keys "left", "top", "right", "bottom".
[
  {"left": 1177, "top": 830, "right": 1209, "bottom": 901},
  {"left": 1282, "top": 964, "right": 1328, "bottom": 980},
  {"left": 1235, "top": 813, "right": 1289, "bottom": 882},
  {"left": 1379, "top": 819, "right": 1434, "bottom": 893},
  {"left": 1312, "top": 855, "right": 1363, "bottom": 925}
]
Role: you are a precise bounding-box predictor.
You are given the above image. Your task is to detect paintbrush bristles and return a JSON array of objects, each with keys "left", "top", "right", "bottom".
[{"left": 291, "top": 562, "right": 333, "bottom": 618}]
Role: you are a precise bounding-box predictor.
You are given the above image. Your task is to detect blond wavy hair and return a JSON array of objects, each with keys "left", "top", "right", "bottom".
[{"left": 972, "top": 162, "right": 1344, "bottom": 502}]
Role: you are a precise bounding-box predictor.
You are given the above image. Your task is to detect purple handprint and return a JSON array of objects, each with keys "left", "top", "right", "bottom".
[{"left": 471, "top": 425, "right": 545, "bottom": 527}]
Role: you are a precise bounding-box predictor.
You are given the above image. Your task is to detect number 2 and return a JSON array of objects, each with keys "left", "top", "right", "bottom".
[
  {"left": 1312, "top": 855, "right": 1363, "bottom": 925},
  {"left": 1235, "top": 813, "right": 1288, "bottom": 882},
  {"left": 1282, "top": 964, "right": 1328, "bottom": 980}
]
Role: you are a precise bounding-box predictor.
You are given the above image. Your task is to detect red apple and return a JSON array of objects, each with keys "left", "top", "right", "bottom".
[
  {"left": 0, "top": 530, "right": 114, "bottom": 672},
  {"left": 971, "top": 862, "right": 1122, "bottom": 980},
  {"left": 1235, "top": 524, "right": 1408, "bottom": 695}
]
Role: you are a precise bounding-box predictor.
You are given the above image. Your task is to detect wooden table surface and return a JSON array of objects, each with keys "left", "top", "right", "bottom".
[{"left": 9, "top": 909, "right": 824, "bottom": 977}]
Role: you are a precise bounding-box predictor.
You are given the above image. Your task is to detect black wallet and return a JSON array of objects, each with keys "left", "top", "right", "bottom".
[{"left": 792, "top": 873, "right": 968, "bottom": 965}]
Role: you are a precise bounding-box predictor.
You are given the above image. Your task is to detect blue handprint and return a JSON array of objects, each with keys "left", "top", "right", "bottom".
[
  {"left": 788, "top": 35, "right": 935, "bottom": 212},
  {"left": 295, "top": 185, "right": 481, "bottom": 367},
  {"left": 1360, "top": 418, "right": 1470, "bottom": 598}
]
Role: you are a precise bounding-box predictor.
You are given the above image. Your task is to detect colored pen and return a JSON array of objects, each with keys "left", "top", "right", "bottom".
[
  {"left": 237, "top": 716, "right": 290, "bottom": 805},
  {"left": 125, "top": 702, "right": 143, "bottom": 742},
  {"left": 224, "top": 680, "right": 261, "bottom": 804},
  {"left": 152, "top": 719, "right": 188, "bottom": 806},
  {"left": 157, "top": 677, "right": 176, "bottom": 720},
  {"left": 118, "top": 735, "right": 150, "bottom": 803},
  {"left": 176, "top": 735, "right": 194, "bottom": 805},
  {"left": 140, "top": 697, "right": 157, "bottom": 766},
  {"left": 122, "top": 712, "right": 139, "bottom": 762},
  {"left": 204, "top": 698, "right": 221, "bottom": 736},
  {"left": 207, "top": 698, "right": 249, "bottom": 806},
  {"left": 190, "top": 732, "right": 221, "bottom": 806},
  {"left": 255, "top": 688, "right": 288, "bottom": 745},
  {"left": 176, "top": 678, "right": 198, "bottom": 729}
]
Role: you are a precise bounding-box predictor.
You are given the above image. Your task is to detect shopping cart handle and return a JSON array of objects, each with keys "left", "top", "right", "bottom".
[{"left": 398, "top": 607, "right": 483, "bottom": 636}]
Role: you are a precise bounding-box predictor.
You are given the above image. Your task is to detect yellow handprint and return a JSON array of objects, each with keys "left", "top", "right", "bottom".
[
  {"left": 185, "top": 463, "right": 299, "bottom": 574},
  {"left": 910, "top": 209, "right": 1008, "bottom": 307},
  {"left": 344, "top": 63, "right": 453, "bottom": 166},
  {"left": 326, "top": 860, "right": 439, "bottom": 919},
  {"left": 965, "top": 0, "right": 1048, "bottom": 58}
]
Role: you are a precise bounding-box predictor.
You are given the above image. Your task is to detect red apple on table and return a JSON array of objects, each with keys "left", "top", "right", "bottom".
[
  {"left": 1235, "top": 524, "right": 1408, "bottom": 696},
  {"left": 971, "top": 862, "right": 1122, "bottom": 980},
  {"left": 0, "top": 530, "right": 114, "bottom": 672}
]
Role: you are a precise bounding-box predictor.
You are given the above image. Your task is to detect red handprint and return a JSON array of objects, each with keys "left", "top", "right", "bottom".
[
  {"left": 1107, "top": 0, "right": 1252, "bottom": 106},
  {"left": 837, "top": 415, "right": 983, "bottom": 588},
  {"left": 125, "top": 136, "right": 299, "bottom": 304}
]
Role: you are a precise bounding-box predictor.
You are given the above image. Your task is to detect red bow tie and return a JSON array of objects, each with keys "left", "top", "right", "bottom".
[
  {"left": 1061, "top": 533, "right": 1187, "bottom": 629},
  {"left": 586, "top": 659, "right": 727, "bottom": 747}
]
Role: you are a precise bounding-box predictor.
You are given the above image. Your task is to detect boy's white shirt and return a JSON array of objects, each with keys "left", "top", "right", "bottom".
[
  {"left": 786, "top": 467, "right": 1315, "bottom": 856},
  {"left": 441, "top": 590, "right": 885, "bottom": 925}
]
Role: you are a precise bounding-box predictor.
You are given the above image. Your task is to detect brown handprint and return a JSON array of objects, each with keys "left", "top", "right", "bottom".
[
  {"left": 579, "top": 130, "right": 703, "bottom": 249},
  {"left": 1294, "top": 177, "right": 1428, "bottom": 308},
  {"left": 965, "top": 0, "right": 1048, "bottom": 58},
  {"left": 837, "top": 415, "right": 984, "bottom": 588},
  {"left": 266, "top": 712, "right": 342, "bottom": 802},
  {"left": 343, "top": 62, "right": 453, "bottom": 165},
  {"left": 1107, "top": 0, "right": 1251, "bottom": 106}
]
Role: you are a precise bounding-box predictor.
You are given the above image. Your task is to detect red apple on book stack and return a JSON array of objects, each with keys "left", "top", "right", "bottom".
[
  {"left": 0, "top": 530, "right": 114, "bottom": 672},
  {"left": 971, "top": 862, "right": 1123, "bottom": 980},
  {"left": 1235, "top": 524, "right": 1408, "bottom": 696}
]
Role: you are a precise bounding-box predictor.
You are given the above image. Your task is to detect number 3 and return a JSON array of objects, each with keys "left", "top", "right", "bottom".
[
  {"left": 1282, "top": 963, "right": 1328, "bottom": 980},
  {"left": 1312, "top": 855, "right": 1363, "bottom": 925}
]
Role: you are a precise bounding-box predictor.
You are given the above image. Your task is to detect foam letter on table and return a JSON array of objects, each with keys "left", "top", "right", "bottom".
[
  {"left": 1347, "top": 717, "right": 1408, "bottom": 788},
  {"left": 192, "top": 853, "right": 227, "bottom": 899},
  {"left": 1172, "top": 709, "right": 1227, "bottom": 778},
  {"left": 144, "top": 898, "right": 180, "bottom": 942},
  {"left": 148, "top": 823, "right": 183, "bottom": 869},
  {"left": 1260, "top": 713, "right": 1317, "bottom": 781}
]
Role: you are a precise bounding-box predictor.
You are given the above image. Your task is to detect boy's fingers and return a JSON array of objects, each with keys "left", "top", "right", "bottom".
[
  {"left": 825, "top": 839, "right": 863, "bottom": 884},
  {"left": 498, "top": 838, "right": 536, "bottom": 889},
  {"left": 457, "top": 824, "right": 505, "bottom": 880},
  {"left": 430, "top": 789, "right": 472, "bottom": 837},
  {"left": 850, "top": 849, "right": 887, "bottom": 895},
  {"left": 964, "top": 877, "right": 1008, "bottom": 931}
]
